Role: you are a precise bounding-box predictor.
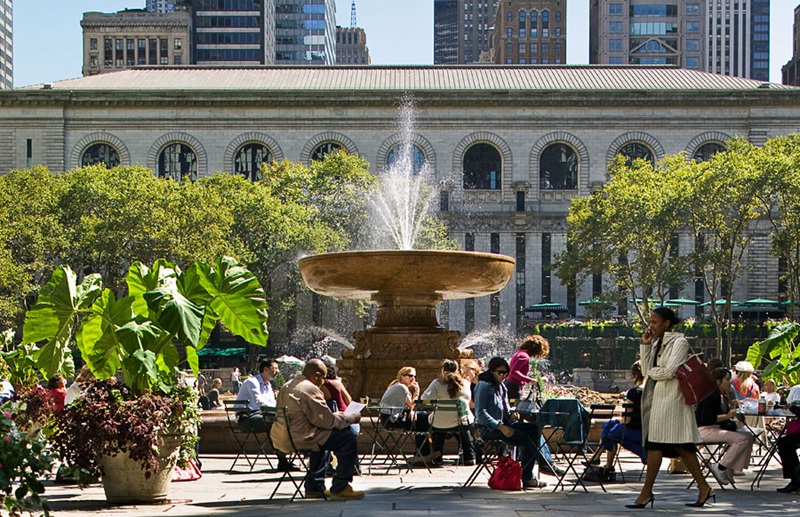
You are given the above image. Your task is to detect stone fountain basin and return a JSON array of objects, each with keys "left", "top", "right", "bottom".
[{"left": 298, "top": 250, "right": 516, "bottom": 300}]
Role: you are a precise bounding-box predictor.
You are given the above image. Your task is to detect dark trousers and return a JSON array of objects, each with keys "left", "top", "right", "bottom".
[
  {"left": 431, "top": 423, "right": 476, "bottom": 462},
  {"left": 480, "top": 421, "right": 543, "bottom": 482},
  {"left": 306, "top": 427, "right": 359, "bottom": 494},
  {"left": 778, "top": 433, "right": 800, "bottom": 480}
]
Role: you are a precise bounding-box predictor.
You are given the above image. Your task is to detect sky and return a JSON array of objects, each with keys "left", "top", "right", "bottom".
[{"left": 10, "top": 0, "right": 797, "bottom": 87}]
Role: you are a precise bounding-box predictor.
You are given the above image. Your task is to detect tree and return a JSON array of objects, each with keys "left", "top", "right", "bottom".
[
  {"left": 683, "top": 138, "right": 768, "bottom": 363},
  {"left": 752, "top": 135, "right": 800, "bottom": 319},
  {"left": 555, "top": 154, "right": 691, "bottom": 325}
]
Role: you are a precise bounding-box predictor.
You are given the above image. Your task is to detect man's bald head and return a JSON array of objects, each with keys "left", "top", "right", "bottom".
[{"left": 303, "top": 358, "right": 327, "bottom": 386}]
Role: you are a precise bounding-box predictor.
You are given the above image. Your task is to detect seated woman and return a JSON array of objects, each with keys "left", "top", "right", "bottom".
[
  {"left": 695, "top": 367, "right": 756, "bottom": 486},
  {"left": 207, "top": 378, "right": 223, "bottom": 409},
  {"left": 422, "top": 360, "right": 476, "bottom": 466},
  {"left": 321, "top": 357, "right": 353, "bottom": 413},
  {"left": 379, "top": 366, "right": 431, "bottom": 462},
  {"left": 474, "top": 357, "right": 547, "bottom": 488},
  {"left": 585, "top": 361, "right": 646, "bottom": 473}
]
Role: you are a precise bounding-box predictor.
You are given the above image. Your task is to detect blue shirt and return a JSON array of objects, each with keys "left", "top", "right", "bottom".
[{"left": 239, "top": 374, "right": 276, "bottom": 410}]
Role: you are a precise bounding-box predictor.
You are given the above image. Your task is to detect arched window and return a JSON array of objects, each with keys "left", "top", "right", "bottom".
[
  {"left": 81, "top": 143, "right": 120, "bottom": 168},
  {"left": 693, "top": 142, "right": 726, "bottom": 163},
  {"left": 531, "top": 10, "right": 538, "bottom": 24},
  {"left": 507, "top": 11, "right": 513, "bottom": 23},
  {"left": 235, "top": 143, "right": 272, "bottom": 181},
  {"left": 311, "top": 141, "right": 342, "bottom": 162},
  {"left": 519, "top": 10, "right": 526, "bottom": 24},
  {"left": 463, "top": 143, "right": 501, "bottom": 190},
  {"left": 542, "top": 10, "right": 549, "bottom": 23},
  {"left": 540, "top": 143, "right": 578, "bottom": 190},
  {"left": 387, "top": 144, "right": 426, "bottom": 174},
  {"left": 619, "top": 142, "right": 655, "bottom": 166},
  {"left": 157, "top": 143, "right": 197, "bottom": 182}
]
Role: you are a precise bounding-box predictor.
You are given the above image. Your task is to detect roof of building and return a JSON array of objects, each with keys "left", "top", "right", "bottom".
[{"left": 19, "top": 65, "right": 794, "bottom": 92}]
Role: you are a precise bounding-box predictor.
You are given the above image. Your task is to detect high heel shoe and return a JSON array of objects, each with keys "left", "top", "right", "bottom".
[
  {"left": 685, "top": 489, "right": 716, "bottom": 507},
  {"left": 625, "top": 494, "right": 655, "bottom": 509}
]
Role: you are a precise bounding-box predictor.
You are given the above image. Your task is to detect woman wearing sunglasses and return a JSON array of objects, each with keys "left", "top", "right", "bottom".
[
  {"left": 379, "top": 366, "right": 431, "bottom": 462},
  {"left": 474, "top": 357, "right": 547, "bottom": 488}
]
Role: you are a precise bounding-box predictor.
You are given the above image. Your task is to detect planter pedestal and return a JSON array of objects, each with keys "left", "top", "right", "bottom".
[{"left": 99, "top": 434, "right": 182, "bottom": 505}]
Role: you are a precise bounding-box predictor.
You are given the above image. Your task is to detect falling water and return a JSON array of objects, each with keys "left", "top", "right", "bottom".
[{"left": 369, "top": 97, "right": 437, "bottom": 250}]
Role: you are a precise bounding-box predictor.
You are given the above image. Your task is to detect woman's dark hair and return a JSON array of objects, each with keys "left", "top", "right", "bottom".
[
  {"left": 48, "top": 373, "right": 65, "bottom": 390},
  {"left": 712, "top": 367, "right": 732, "bottom": 400},
  {"left": 322, "top": 356, "right": 337, "bottom": 380},
  {"left": 519, "top": 334, "right": 550, "bottom": 358},
  {"left": 630, "top": 361, "right": 644, "bottom": 384},
  {"left": 441, "top": 359, "right": 464, "bottom": 399},
  {"left": 652, "top": 306, "right": 681, "bottom": 327},
  {"left": 706, "top": 357, "right": 724, "bottom": 372},
  {"left": 486, "top": 356, "right": 509, "bottom": 372}
]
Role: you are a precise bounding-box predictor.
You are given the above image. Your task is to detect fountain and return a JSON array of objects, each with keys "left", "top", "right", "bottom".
[{"left": 298, "top": 101, "right": 515, "bottom": 399}]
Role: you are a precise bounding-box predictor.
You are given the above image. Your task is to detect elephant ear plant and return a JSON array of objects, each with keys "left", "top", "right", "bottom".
[{"left": 22, "top": 257, "right": 269, "bottom": 484}]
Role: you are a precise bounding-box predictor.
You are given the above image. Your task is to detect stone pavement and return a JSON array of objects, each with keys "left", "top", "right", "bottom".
[{"left": 42, "top": 454, "right": 800, "bottom": 516}]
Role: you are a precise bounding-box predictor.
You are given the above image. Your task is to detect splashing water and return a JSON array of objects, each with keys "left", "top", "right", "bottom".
[
  {"left": 458, "top": 327, "right": 520, "bottom": 360},
  {"left": 369, "top": 98, "right": 437, "bottom": 250}
]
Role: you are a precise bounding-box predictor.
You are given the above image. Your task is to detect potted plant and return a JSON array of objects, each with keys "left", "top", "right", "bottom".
[{"left": 22, "top": 256, "right": 268, "bottom": 504}]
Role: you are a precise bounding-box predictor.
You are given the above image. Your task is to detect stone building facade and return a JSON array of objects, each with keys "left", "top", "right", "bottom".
[
  {"left": 491, "top": 0, "right": 567, "bottom": 65},
  {"left": 1, "top": 66, "right": 798, "bottom": 342},
  {"left": 81, "top": 10, "right": 192, "bottom": 76}
]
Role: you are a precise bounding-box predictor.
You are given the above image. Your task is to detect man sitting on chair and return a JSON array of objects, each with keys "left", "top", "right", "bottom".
[
  {"left": 237, "top": 359, "right": 278, "bottom": 433},
  {"left": 271, "top": 358, "right": 364, "bottom": 500}
]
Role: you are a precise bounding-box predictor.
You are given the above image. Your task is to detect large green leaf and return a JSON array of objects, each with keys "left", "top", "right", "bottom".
[
  {"left": 144, "top": 287, "right": 204, "bottom": 347},
  {"left": 197, "top": 256, "right": 269, "bottom": 347},
  {"left": 77, "top": 290, "right": 132, "bottom": 380},
  {"left": 122, "top": 349, "right": 159, "bottom": 394},
  {"left": 126, "top": 259, "right": 178, "bottom": 318},
  {"left": 23, "top": 266, "right": 103, "bottom": 378},
  {"left": 180, "top": 263, "right": 219, "bottom": 348},
  {"left": 185, "top": 346, "right": 200, "bottom": 377}
]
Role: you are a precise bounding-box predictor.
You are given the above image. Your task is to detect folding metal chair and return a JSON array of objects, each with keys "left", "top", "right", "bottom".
[
  {"left": 553, "top": 403, "right": 614, "bottom": 493},
  {"left": 264, "top": 406, "right": 323, "bottom": 501},
  {"left": 462, "top": 431, "right": 508, "bottom": 487},
  {"left": 690, "top": 440, "right": 735, "bottom": 490},
  {"left": 610, "top": 402, "right": 645, "bottom": 483},
  {"left": 223, "top": 399, "right": 270, "bottom": 472}
]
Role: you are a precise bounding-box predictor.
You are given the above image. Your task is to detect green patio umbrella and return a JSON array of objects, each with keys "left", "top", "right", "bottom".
[
  {"left": 743, "top": 298, "right": 779, "bottom": 305},
  {"left": 578, "top": 298, "right": 613, "bottom": 306},
  {"left": 780, "top": 300, "right": 800, "bottom": 306},
  {"left": 698, "top": 300, "right": 741, "bottom": 307},
  {"left": 525, "top": 302, "right": 566, "bottom": 311},
  {"left": 666, "top": 298, "right": 701, "bottom": 305}
]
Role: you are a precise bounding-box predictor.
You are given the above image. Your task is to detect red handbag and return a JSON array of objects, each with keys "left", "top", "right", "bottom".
[
  {"left": 172, "top": 457, "right": 202, "bottom": 482},
  {"left": 675, "top": 354, "right": 717, "bottom": 405},
  {"left": 488, "top": 456, "right": 522, "bottom": 490}
]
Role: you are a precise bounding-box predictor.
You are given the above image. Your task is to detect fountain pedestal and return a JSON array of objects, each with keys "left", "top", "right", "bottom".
[{"left": 298, "top": 250, "right": 515, "bottom": 399}]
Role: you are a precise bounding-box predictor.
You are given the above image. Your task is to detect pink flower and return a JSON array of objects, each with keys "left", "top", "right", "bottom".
[
  {"left": 4, "top": 436, "right": 9, "bottom": 442},
  {"left": 2, "top": 411, "right": 10, "bottom": 418}
]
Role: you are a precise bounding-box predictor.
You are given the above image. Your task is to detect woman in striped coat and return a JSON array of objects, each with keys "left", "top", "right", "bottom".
[{"left": 627, "top": 307, "right": 713, "bottom": 509}]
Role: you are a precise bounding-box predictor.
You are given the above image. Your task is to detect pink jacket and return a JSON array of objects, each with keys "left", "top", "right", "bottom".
[{"left": 506, "top": 349, "right": 532, "bottom": 387}]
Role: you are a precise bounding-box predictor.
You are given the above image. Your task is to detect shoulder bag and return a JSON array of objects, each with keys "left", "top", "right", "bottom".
[
  {"left": 674, "top": 352, "right": 716, "bottom": 405},
  {"left": 488, "top": 456, "right": 522, "bottom": 491}
]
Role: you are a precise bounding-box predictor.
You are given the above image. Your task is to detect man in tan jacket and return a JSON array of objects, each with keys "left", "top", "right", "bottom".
[{"left": 271, "top": 358, "right": 363, "bottom": 500}]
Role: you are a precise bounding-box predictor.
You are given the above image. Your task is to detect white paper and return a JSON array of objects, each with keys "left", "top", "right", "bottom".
[{"left": 344, "top": 401, "right": 365, "bottom": 415}]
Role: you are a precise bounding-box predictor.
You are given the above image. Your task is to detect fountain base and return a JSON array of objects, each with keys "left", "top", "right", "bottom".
[{"left": 337, "top": 327, "right": 472, "bottom": 400}]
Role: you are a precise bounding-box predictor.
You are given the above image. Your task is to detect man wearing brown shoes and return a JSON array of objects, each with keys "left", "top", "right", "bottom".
[{"left": 271, "top": 358, "right": 364, "bottom": 500}]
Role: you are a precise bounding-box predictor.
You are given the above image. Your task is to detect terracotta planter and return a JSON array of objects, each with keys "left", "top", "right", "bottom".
[{"left": 99, "top": 433, "right": 182, "bottom": 505}]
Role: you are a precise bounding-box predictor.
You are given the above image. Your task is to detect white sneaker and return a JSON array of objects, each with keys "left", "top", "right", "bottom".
[{"left": 709, "top": 463, "right": 730, "bottom": 486}]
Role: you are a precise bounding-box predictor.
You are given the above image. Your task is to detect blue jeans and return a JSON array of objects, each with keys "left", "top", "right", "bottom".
[
  {"left": 305, "top": 427, "right": 358, "bottom": 494},
  {"left": 481, "top": 421, "right": 542, "bottom": 482},
  {"left": 601, "top": 420, "right": 645, "bottom": 463}
]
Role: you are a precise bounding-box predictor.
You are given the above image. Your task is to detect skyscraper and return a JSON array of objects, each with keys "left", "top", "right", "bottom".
[
  {"left": 590, "top": 0, "right": 768, "bottom": 80},
  {"left": 434, "top": 0, "right": 495, "bottom": 64},
  {"left": 336, "top": 27, "right": 370, "bottom": 64},
  {"left": 590, "top": 0, "right": 704, "bottom": 68},
  {"left": 707, "top": 0, "right": 769, "bottom": 81},
  {"left": 193, "top": 0, "right": 273, "bottom": 65},
  {"left": 492, "top": 0, "right": 567, "bottom": 65},
  {"left": 147, "top": 0, "right": 177, "bottom": 12},
  {"left": 782, "top": 4, "right": 800, "bottom": 86},
  {"left": 0, "top": 0, "right": 11, "bottom": 89},
  {"left": 274, "top": 0, "right": 337, "bottom": 64}
]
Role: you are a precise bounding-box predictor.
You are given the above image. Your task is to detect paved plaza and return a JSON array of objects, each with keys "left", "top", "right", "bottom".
[{"left": 42, "top": 453, "right": 800, "bottom": 516}]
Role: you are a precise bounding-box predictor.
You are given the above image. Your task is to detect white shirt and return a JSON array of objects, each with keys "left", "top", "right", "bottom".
[
  {"left": 239, "top": 374, "right": 276, "bottom": 410},
  {"left": 763, "top": 391, "right": 781, "bottom": 405}
]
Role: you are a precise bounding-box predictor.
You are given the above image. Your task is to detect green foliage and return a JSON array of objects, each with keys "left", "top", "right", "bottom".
[
  {"left": 746, "top": 322, "right": 800, "bottom": 386},
  {"left": 22, "top": 257, "right": 268, "bottom": 395},
  {"left": 51, "top": 381, "right": 199, "bottom": 486},
  {"left": 0, "top": 400, "right": 55, "bottom": 516}
]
